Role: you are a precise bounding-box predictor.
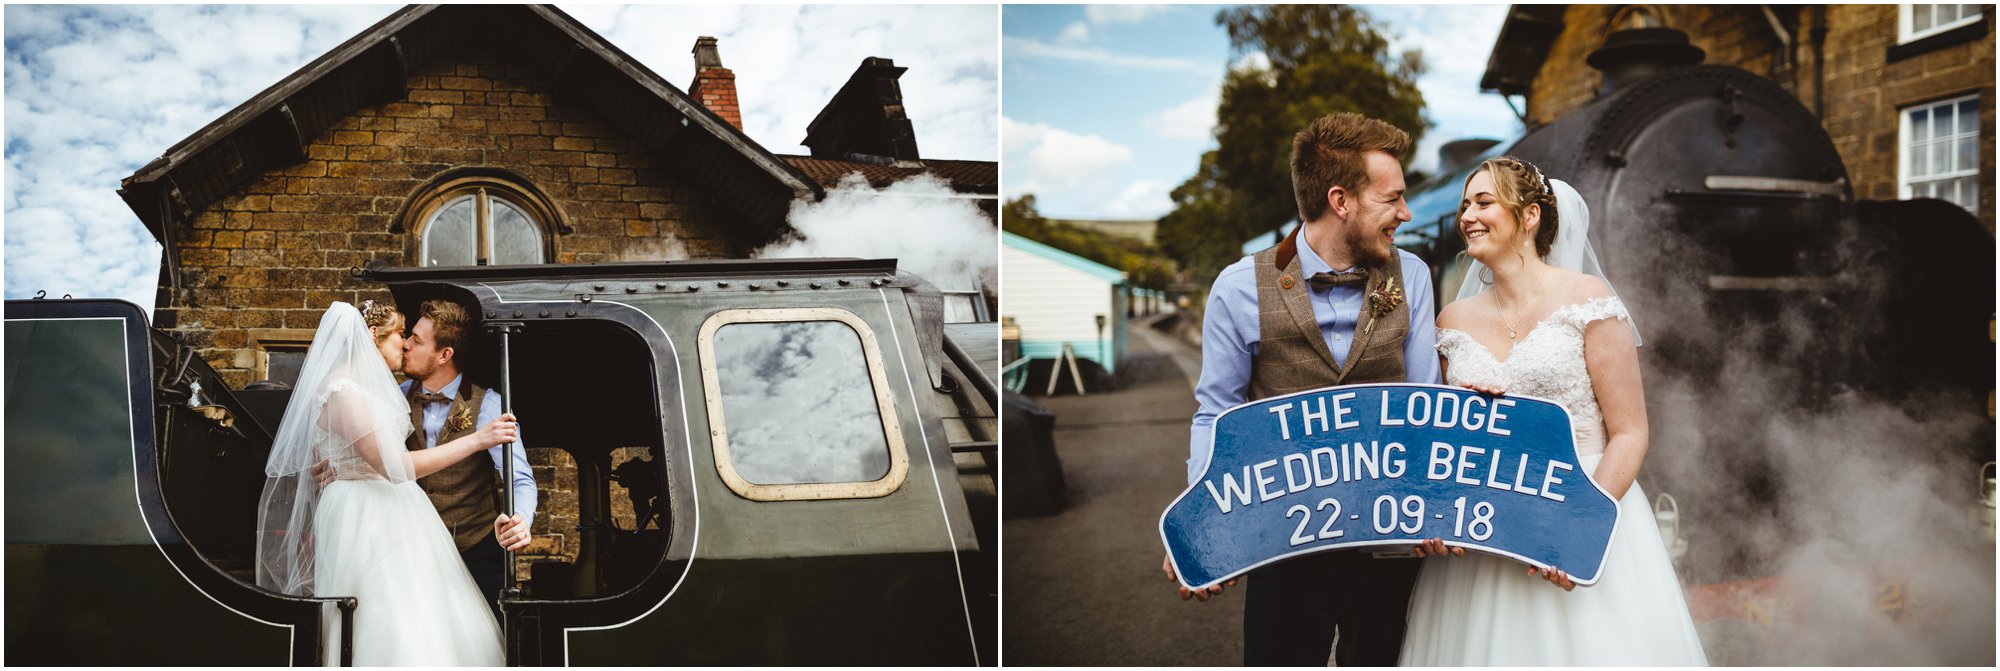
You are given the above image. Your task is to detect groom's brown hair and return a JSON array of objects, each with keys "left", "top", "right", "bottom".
[
  {"left": 1291, "top": 113, "right": 1411, "bottom": 223},
  {"left": 418, "top": 299, "right": 470, "bottom": 358}
]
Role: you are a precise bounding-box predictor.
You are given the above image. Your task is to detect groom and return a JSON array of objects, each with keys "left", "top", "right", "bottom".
[
  {"left": 1167, "top": 113, "right": 1442, "bottom": 666},
  {"left": 400, "top": 299, "right": 537, "bottom": 615}
]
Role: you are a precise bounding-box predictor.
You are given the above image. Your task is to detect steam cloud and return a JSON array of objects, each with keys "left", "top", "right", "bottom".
[
  {"left": 758, "top": 172, "right": 997, "bottom": 293},
  {"left": 1604, "top": 195, "right": 1994, "bottom": 665}
]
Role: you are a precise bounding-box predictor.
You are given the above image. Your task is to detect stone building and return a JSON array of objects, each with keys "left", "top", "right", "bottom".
[
  {"left": 1482, "top": 4, "right": 1994, "bottom": 230},
  {"left": 115, "top": 4, "right": 993, "bottom": 578}
]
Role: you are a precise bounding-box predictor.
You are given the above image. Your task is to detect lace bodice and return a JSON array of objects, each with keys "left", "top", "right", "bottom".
[{"left": 1436, "top": 295, "right": 1630, "bottom": 457}]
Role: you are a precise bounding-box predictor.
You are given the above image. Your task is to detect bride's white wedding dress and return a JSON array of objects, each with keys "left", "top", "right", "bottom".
[
  {"left": 313, "top": 381, "right": 503, "bottom": 667},
  {"left": 1398, "top": 296, "right": 1707, "bottom": 666},
  {"left": 256, "top": 303, "right": 502, "bottom": 666}
]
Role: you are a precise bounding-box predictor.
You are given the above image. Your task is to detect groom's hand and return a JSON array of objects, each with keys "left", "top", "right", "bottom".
[
  {"left": 1163, "top": 553, "right": 1235, "bottom": 602},
  {"left": 311, "top": 459, "right": 334, "bottom": 488},
  {"left": 494, "top": 513, "right": 531, "bottom": 551},
  {"left": 1412, "top": 538, "right": 1465, "bottom": 558}
]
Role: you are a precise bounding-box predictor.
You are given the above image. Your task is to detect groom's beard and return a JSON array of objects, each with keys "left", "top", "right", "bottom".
[{"left": 1344, "top": 214, "right": 1393, "bottom": 268}]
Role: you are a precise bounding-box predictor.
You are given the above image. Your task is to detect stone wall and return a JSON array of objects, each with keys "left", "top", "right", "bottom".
[
  {"left": 1818, "top": 5, "right": 1994, "bottom": 223},
  {"left": 160, "top": 45, "right": 747, "bottom": 390},
  {"left": 159, "top": 46, "right": 754, "bottom": 584}
]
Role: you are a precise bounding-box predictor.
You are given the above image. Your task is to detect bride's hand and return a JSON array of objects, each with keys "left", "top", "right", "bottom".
[
  {"left": 1528, "top": 565, "right": 1576, "bottom": 591},
  {"left": 474, "top": 413, "right": 520, "bottom": 449},
  {"left": 1412, "top": 538, "right": 1464, "bottom": 558},
  {"left": 1461, "top": 382, "right": 1506, "bottom": 396},
  {"left": 1163, "top": 553, "right": 1235, "bottom": 602}
]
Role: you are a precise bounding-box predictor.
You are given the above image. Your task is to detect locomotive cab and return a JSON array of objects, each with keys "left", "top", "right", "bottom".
[{"left": 3, "top": 257, "right": 997, "bottom": 666}]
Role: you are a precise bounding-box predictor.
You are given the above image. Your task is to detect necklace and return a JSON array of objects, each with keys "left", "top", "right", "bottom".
[{"left": 1499, "top": 271, "right": 1550, "bottom": 341}]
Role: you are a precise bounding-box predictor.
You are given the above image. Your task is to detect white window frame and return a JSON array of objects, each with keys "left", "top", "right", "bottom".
[
  {"left": 696, "top": 307, "right": 910, "bottom": 502},
  {"left": 1899, "top": 4, "right": 1985, "bottom": 43},
  {"left": 1897, "top": 93, "right": 1982, "bottom": 213},
  {"left": 418, "top": 188, "right": 545, "bottom": 267},
  {"left": 403, "top": 173, "right": 562, "bottom": 268},
  {"left": 249, "top": 328, "right": 316, "bottom": 386}
]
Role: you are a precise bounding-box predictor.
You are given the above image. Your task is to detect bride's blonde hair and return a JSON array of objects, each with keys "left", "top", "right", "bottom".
[
  {"left": 359, "top": 299, "right": 404, "bottom": 343},
  {"left": 1461, "top": 156, "right": 1562, "bottom": 259}
]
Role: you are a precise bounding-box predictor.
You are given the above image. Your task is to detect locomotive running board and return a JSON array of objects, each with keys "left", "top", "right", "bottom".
[
  {"left": 1703, "top": 175, "right": 1847, "bottom": 196},
  {"left": 1706, "top": 275, "right": 1849, "bottom": 292}
]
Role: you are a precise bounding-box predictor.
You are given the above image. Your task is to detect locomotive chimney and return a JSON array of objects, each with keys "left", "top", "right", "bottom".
[{"left": 1586, "top": 26, "right": 1705, "bottom": 96}]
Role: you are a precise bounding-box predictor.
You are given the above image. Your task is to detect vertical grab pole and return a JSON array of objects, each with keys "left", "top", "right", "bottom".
[{"left": 489, "top": 321, "right": 523, "bottom": 660}]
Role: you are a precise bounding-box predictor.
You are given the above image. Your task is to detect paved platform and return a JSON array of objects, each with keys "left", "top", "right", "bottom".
[{"left": 1002, "top": 315, "right": 1247, "bottom": 666}]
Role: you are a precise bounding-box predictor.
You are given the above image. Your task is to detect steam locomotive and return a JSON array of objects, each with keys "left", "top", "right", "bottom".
[
  {"left": 4, "top": 258, "right": 997, "bottom": 665},
  {"left": 1395, "top": 27, "right": 1994, "bottom": 665}
]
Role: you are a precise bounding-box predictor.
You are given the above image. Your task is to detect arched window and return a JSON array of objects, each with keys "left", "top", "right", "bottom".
[{"left": 401, "top": 171, "right": 565, "bottom": 267}]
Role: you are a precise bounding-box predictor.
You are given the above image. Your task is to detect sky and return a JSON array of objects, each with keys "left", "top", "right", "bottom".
[
  {"left": 1002, "top": 4, "right": 1523, "bottom": 220},
  {"left": 2, "top": 4, "right": 999, "bottom": 310}
]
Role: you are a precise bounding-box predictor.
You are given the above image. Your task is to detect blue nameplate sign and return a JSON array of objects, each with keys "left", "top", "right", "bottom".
[{"left": 1160, "top": 383, "right": 1619, "bottom": 589}]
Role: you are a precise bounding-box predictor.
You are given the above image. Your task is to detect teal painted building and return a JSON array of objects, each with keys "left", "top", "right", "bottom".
[{"left": 1000, "top": 232, "right": 1127, "bottom": 372}]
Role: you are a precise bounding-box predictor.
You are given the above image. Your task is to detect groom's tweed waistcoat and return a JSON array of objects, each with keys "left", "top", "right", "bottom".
[
  {"left": 408, "top": 380, "right": 501, "bottom": 551},
  {"left": 1247, "top": 227, "right": 1407, "bottom": 401}
]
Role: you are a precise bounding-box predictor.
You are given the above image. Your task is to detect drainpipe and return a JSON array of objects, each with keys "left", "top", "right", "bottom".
[
  {"left": 1811, "top": 6, "right": 1828, "bottom": 121},
  {"left": 1758, "top": 5, "right": 1794, "bottom": 72}
]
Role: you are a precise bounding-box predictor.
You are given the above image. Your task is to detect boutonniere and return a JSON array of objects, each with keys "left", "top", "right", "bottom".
[
  {"left": 1366, "top": 276, "right": 1404, "bottom": 318},
  {"left": 445, "top": 405, "right": 474, "bottom": 435},
  {"left": 1360, "top": 276, "right": 1404, "bottom": 340}
]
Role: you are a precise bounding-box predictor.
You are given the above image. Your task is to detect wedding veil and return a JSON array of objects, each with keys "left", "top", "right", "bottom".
[
  {"left": 254, "top": 302, "right": 416, "bottom": 596},
  {"left": 1452, "top": 177, "right": 1643, "bottom": 345}
]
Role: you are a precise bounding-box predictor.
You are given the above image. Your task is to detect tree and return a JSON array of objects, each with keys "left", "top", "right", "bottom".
[
  {"left": 1158, "top": 5, "right": 1429, "bottom": 282},
  {"left": 1002, "top": 195, "right": 1180, "bottom": 289},
  {"left": 1157, "top": 150, "right": 1249, "bottom": 280}
]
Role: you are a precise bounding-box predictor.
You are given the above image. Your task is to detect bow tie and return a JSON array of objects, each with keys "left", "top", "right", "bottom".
[
  {"left": 416, "top": 391, "right": 453, "bottom": 406},
  {"left": 1308, "top": 270, "right": 1369, "bottom": 291}
]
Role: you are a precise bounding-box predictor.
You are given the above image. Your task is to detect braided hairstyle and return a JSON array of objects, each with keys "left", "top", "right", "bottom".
[
  {"left": 1461, "top": 156, "right": 1561, "bottom": 259},
  {"left": 358, "top": 299, "right": 405, "bottom": 343}
]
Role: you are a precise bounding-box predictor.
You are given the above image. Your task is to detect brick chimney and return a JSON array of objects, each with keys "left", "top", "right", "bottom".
[
  {"left": 690, "top": 36, "right": 742, "bottom": 130},
  {"left": 801, "top": 57, "right": 921, "bottom": 166}
]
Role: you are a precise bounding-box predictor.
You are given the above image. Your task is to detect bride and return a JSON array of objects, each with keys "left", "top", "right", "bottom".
[
  {"left": 254, "top": 301, "right": 513, "bottom": 666},
  {"left": 1397, "top": 158, "right": 1707, "bottom": 665}
]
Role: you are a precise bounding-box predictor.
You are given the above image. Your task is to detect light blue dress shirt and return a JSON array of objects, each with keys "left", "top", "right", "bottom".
[
  {"left": 402, "top": 375, "right": 538, "bottom": 526},
  {"left": 1187, "top": 234, "right": 1443, "bottom": 484}
]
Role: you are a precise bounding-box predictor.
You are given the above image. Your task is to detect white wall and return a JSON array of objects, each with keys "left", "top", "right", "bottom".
[{"left": 1001, "top": 243, "right": 1116, "bottom": 350}]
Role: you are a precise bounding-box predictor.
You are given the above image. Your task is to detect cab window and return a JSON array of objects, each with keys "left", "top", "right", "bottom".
[{"left": 698, "top": 308, "right": 908, "bottom": 501}]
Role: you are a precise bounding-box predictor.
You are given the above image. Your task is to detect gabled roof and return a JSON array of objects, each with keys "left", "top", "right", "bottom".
[
  {"left": 778, "top": 155, "right": 997, "bottom": 195},
  {"left": 118, "top": 4, "right": 823, "bottom": 245},
  {"left": 1002, "top": 231, "right": 1126, "bottom": 284},
  {"left": 1480, "top": 4, "right": 1570, "bottom": 97}
]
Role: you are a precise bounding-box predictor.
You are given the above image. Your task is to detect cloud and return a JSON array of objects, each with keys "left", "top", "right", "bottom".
[
  {"left": 1143, "top": 89, "right": 1218, "bottom": 140},
  {"left": 1001, "top": 116, "right": 1134, "bottom": 200},
  {"left": 1361, "top": 4, "right": 1523, "bottom": 172},
  {"left": 1084, "top": 5, "right": 1173, "bottom": 25},
  {"left": 1103, "top": 179, "right": 1174, "bottom": 219},
  {"left": 4, "top": 5, "right": 398, "bottom": 310},
  {"left": 577, "top": 4, "right": 998, "bottom": 161},
  {"left": 4, "top": 5, "right": 998, "bottom": 312},
  {"left": 1057, "top": 21, "right": 1090, "bottom": 45},
  {"left": 1002, "top": 34, "right": 1211, "bottom": 75}
]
